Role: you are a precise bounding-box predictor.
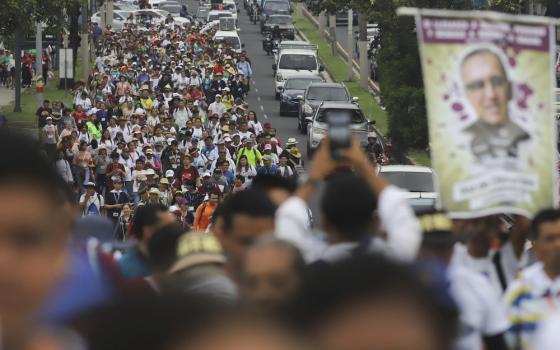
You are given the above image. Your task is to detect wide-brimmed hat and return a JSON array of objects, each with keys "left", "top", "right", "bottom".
[{"left": 286, "top": 137, "right": 299, "bottom": 145}]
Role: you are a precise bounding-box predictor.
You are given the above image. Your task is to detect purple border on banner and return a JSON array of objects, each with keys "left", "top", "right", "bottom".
[{"left": 420, "top": 16, "right": 550, "bottom": 52}]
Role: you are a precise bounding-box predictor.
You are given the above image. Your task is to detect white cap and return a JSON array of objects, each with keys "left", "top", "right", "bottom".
[{"left": 165, "top": 170, "right": 175, "bottom": 177}]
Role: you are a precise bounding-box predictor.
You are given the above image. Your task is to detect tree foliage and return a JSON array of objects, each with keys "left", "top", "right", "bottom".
[{"left": 0, "top": 0, "right": 79, "bottom": 38}]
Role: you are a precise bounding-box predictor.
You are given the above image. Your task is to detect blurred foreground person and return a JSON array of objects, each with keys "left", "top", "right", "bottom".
[
  {"left": 240, "top": 237, "right": 304, "bottom": 315},
  {"left": 168, "top": 231, "right": 237, "bottom": 300},
  {"left": 504, "top": 209, "right": 560, "bottom": 350},
  {"left": 0, "top": 129, "right": 74, "bottom": 349},
  {"left": 417, "top": 212, "right": 509, "bottom": 350},
  {"left": 294, "top": 254, "right": 458, "bottom": 350},
  {"left": 117, "top": 204, "right": 176, "bottom": 279},
  {"left": 215, "top": 189, "right": 277, "bottom": 279},
  {"left": 276, "top": 140, "right": 421, "bottom": 263}
]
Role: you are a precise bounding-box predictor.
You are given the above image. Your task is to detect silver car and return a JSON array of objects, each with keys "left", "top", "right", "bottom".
[{"left": 306, "top": 102, "right": 373, "bottom": 157}]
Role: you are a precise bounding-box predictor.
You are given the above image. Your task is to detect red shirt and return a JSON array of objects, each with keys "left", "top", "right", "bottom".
[{"left": 178, "top": 166, "right": 199, "bottom": 185}]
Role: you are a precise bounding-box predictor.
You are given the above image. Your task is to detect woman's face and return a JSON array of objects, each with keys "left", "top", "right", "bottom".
[
  {"left": 248, "top": 112, "right": 255, "bottom": 120},
  {"left": 240, "top": 157, "right": 247, "bottom": 166},
  {"left": 122, "top": 204, "right": 131, "bottom": 216}
]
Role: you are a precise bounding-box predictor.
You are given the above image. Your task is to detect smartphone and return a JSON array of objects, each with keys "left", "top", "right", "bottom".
[{"left": 327, "top": 111, "right": 352, "bottom": 161}]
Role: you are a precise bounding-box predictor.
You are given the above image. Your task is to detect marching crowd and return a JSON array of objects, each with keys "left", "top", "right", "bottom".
[{"left": 0, "top": 7, "right": 558, "bottom": 350}]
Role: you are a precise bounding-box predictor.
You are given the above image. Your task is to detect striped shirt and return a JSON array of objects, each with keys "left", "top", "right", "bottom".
[{"left": 503, "top": 262, "right": 560, "bottom": 350}]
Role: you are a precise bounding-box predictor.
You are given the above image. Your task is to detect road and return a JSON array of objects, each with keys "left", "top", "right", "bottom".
[
  {"left": 187, "top": 0, "right": 310, "bottom": 161},
  {"left": 186, "top": 0, "right": 325, "bottom": 224}
]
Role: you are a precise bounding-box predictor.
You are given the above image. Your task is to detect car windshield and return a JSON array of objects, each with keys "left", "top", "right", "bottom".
[
  {"left": 214, "top": 36, "right": 240, "bottom": 49},
  {"left": 307, "top": 87, "right": 348, "bottom": 101},
  {"left": 285, "top": 78, "right": 321, "bottom": 90},
  {"left": 381, "top": 171, "right": 435, "bottom": 192},
  {"left": 269, "top": 16, "right": 291, "bottom": 24},
  {"left": 278, "top": 54, "right": 317, "bottom": 70},
  {"left": 264, "top": 2, "right": 290, "bottom": 12},
  {"left": 316, "top": 109, "right": 365, "bottom": 124},
  {"left": 223, "top": 3, "right": 236, "bottom": 11},
  {"left": 160, "top": 5, "right": 180, "bottom": 13}
]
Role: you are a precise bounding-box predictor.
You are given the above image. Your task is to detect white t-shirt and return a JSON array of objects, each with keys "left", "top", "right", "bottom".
[
  {"left": 80, "top": 193, "right": 104, "bottom": 216},
  {"left": 448, "top": 265, "right": 510, "bottom": 350},
  {"left": 451, "top": 243, "right": 503, "bottom": 296}
]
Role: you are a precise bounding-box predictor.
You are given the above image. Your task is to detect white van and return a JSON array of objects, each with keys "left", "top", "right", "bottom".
[
  {"left": 213, "top": 30, "right": 243, "bottom": 53},
  {"left": 272, "top": 43, "right": 323, "bottom": 99}
]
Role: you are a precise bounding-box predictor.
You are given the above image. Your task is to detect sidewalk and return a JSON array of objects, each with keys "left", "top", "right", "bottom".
[
  {"left": 0, "top": 86, "right": 37, "bottom": 137},
  {"left": 0, "top": 86, "right": 14, "bottom": 110}
]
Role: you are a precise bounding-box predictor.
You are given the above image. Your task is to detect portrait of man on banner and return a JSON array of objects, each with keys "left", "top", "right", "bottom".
[{"left": 459, "top": 46, "right": 531, "bottom": 168}]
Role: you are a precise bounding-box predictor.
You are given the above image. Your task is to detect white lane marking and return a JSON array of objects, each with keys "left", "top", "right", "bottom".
[
  {"left": 255, "top": 88, "right": 259, "bottom": 93},
  {"left": 260, "top": 105, "right": 264, "bottom": 111},
  {"left": 264, "top": 114, "right": 268, "bottom": 119},
  {"left": 257, "top": 96, "right": 261, "bottom": 102}
]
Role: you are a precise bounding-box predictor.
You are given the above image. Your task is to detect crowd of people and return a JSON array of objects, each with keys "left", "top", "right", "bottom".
[
  {"left": 36, "top": 13, "right": 305, "bottom": 234},
  {"left": 0, "top": 6, "right": 559, "bottom": 350}
]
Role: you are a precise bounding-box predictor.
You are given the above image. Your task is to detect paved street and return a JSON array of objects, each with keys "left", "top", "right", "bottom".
[{"left": 188, "top": 0, "right": 310, "bottom": 162}]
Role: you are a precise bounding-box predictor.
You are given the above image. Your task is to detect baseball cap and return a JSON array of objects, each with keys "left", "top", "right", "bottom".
[
  {"left": 202, "top": 172, "right": 212, "bottom": 177},
  {"left": 160, "top": 178, "right": 170, "bottom": 185},
  {"left": 165, "top": 170, "right": 175, "bottom": 177},
  {"left": 169, "top": 233, "right": 226, "bottom": 273},
  {"left": 85, "top": 182, "right": 96, "bottom": 188},
  {"left": 264, "top": 144, "right": 272, "bottom": 151}
]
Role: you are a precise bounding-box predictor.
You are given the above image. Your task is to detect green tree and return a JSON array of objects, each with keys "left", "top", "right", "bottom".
[{"left": 0, "top": 0, "right": 78, "bottom": 38}]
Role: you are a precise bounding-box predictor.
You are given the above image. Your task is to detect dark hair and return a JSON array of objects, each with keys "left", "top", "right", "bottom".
[
  {"left": 321, "top": 173, "right": 376, "bottom": 240},
  {"left": 0, "top": 128, "right": 71, "bottom": 203},
  {"left": 531, "top": 209, "right": 560, "bottom": 240},
  {"left": 70, "top": 295, "right": 231, "bottom": 350},
  {"left": 130, "top": 204, "right": 169, "bottom": 239},
  {"left": 251, "top": 174, "right": 297, "bottom": 194},
  {"left": 220, "top": 189, "right": 277, "bottom": 233},
  {"left": 293, "top": 254, "right": 458, "bottom": 348},
  {"left": 148, "top": 224, "right": 184, "bottom": 273}
]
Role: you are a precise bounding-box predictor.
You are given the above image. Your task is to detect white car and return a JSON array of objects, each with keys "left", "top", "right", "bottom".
[
  {"left": 273, "top": 43, "right": 324, "bottom": 98},
  {"left": 130, "top": 9, "right": 190, "bottom": 26},
  {"left": 91, "top": 10, "right": 129, "bottom": 31},
  {"left": 213, "top": 30, "right": 243, "bottom": 53},
  {"left": 378, "top": 165, "right": 438, "bottom": 213},
  {"left": 222, "top": 0, "right": 239, "bottom": 22},
  {"left": 207, "top": 10, "right": 234, "bottom": 24}
]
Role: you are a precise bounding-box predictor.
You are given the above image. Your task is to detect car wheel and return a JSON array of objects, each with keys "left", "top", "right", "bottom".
[
  {"left": 300, "top": 119, "right": 307, "bottom": 134},
  {"left": 275, "top": 92, "right": 280, "bottom": 100},
  {"left": 307, "top": 138, "right": 313, "bottom": 159},
  {"left": 279, "top": 105, "right": 285, "bottom": 116}
]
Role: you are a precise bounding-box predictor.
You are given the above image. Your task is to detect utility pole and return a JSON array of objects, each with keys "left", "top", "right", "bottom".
[
  {"left": 347, "top": 9, "right": 354, "bottom": 81},
  {"left": 318, "top": 11, "right": 327, "bottom": 38},
  {"left": 13, "top": 28, "right": 22, "bottom": 113},
  {"left": 35, "top": 22, "right": 44, "bottom": 108},
  {"left": 81, "top": 0, "right": 90, "bottom": 82},
  {"left": 357, "top": 12, "right": 368, "bottom": 89},
  {"left": 328, "top": 13, "right": 336, "bottom": 56},
  {"left": 107, "top": 0, "right": 114, "bottom": 27}
]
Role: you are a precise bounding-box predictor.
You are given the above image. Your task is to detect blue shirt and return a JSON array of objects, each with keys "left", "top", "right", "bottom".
[
  {"left": 257, "top": 165, "right": 278, "bottom": 175},
  {"left": 117, "top": 245, "right": 151, "bottom": 279}
]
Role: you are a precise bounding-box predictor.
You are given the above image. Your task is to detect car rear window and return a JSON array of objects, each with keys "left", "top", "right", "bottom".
[{"left": 381, "top": 171, "right": 435, "bottom": 192}]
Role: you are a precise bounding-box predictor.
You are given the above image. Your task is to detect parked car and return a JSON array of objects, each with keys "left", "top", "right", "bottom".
[
  {"left": 306, "top": 102, "right": 372, "bottom": 157},
  {"left": 378, "top": 165, "right": 438, "bottom": 213},
  {"left": 298, "top": 82, "right": 358, "bottom": 133},
  {"left": 279, "top": 75, "right": 324, "bottom": 116}
]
